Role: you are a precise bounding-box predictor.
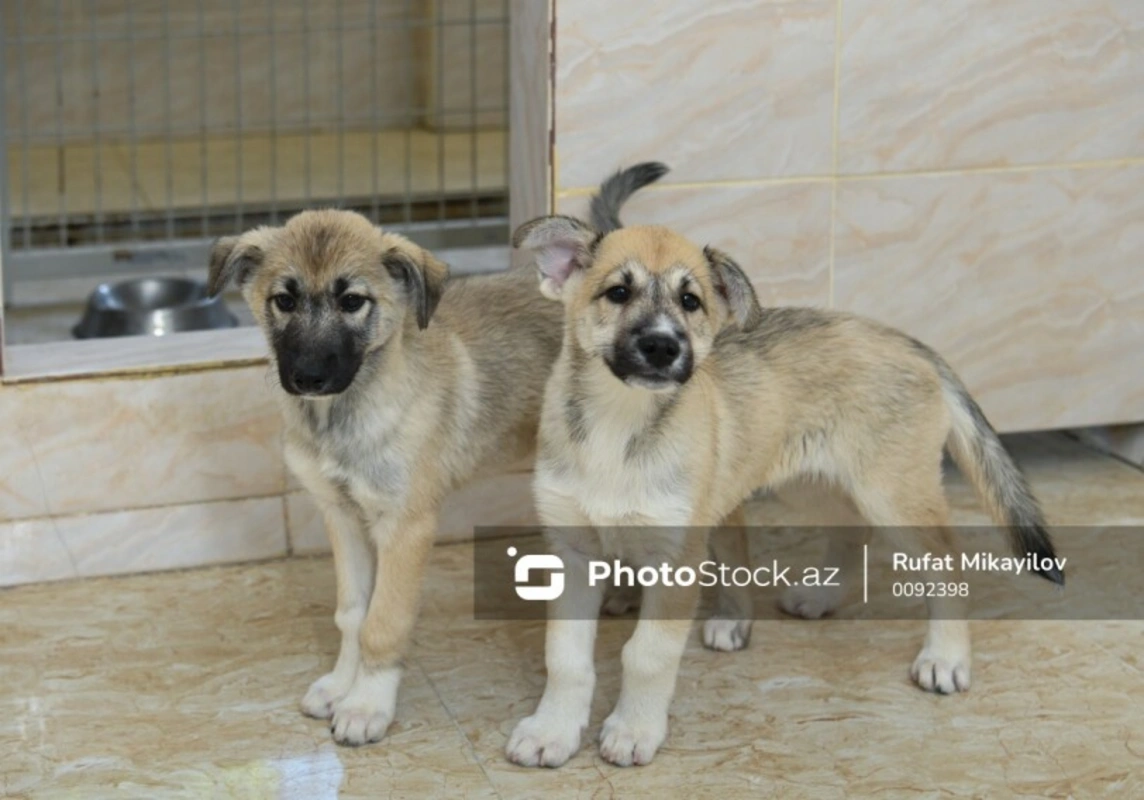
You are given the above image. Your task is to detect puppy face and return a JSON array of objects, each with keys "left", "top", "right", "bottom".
[
  {"left": 208, "top": 209, "right": 447, "bottom": 397},
  {"left": 514, "top": 217, "right": 759, "bottom": 391}
]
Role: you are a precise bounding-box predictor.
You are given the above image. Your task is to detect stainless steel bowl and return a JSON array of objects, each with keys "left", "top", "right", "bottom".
[{"left": 73, "top": 277, "right": 237, "bottom": 339}]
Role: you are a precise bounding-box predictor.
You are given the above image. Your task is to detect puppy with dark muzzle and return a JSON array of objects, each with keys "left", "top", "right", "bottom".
[
  {"left": 505, "top": 162, "right": 1063, "bottom": 768},
  {"left": 206, "top": 169, "right": 660, "bottom": 747}
]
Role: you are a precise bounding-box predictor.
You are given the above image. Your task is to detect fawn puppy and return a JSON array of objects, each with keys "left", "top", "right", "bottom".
[{"left": 506, "top": 163, "right": 1062, "bottom": 767}]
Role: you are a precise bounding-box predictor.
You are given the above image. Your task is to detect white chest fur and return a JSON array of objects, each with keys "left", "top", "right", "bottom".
[
  {"left": 536, "top": 383, "right": 694, "bottom": 530},
  {"left": 283, "top": 393, "right": 413, "bottom": 516}
]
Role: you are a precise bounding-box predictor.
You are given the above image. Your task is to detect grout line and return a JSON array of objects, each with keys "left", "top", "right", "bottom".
[
  {"left": 2, "top": 355, "right": 268, "bottom": 387},
  {"left": 828, "top": 0, "right": 844, "bottom": 309},
  {"left": 1063, "top": 430, "right": 1144, "bottom": 476},
  {"left": 555, "top": 155, "right": 1144, "bottom": 197},
  {"left": 1, "top": 491, "right": 290, "bottom": 529},
  {"left": 414, "top": 660, "right": 507, "bottom": 800}
]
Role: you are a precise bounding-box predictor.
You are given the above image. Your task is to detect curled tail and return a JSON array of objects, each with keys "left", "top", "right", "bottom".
[
  {"left": 933, "top": 356, "right": 1064, "bottom": 585},
  {"left": 589, "top": 162, "right": 669, "bottom": 233}
]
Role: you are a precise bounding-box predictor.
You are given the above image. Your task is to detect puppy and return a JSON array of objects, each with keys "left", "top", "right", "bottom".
[
  {"left": 506, "top": 164, "right": 1063, "bottom": 767},
  {"left": 205, "top": 172, "right": 659, "bottom": 746}
]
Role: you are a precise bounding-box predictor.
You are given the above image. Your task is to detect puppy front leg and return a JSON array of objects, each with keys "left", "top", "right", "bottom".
[
  {"left": 301, "top": 501, "right": 375, "bottom": 720},
  {"left": 599, "top": 535, "right": 704, "bottom": 767},
  {"left": 704, "top": 505, "right": 753, "bottom": 652},
  {"left": 330, "top": 511, "right": 436, "bottom": 746},
  {"left": 506, "top": 553, "right": 605, "bottom": 768}
]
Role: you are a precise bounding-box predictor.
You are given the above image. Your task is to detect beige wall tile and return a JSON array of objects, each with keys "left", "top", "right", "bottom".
[
  {"left": 0, "top": 367, "right": 284, "bottom": 522},
  {"left": 53, "top": 496, "right": 287, "bottom": 579},
  {"left": 557, "top": 181, "right": 833, "bottom": 308},
  {"left": 833, "top": 166, "right": 1144, "bottom": 432},
  {"left": 0, "top": 518, "right": 77, "bottom": 586},
  {"left": 554, "top": 0, "right": 836, "bottom": 188},
  {"left": 839, "top": 0, "right": 1144, "bottom": 173},
  {"left": 0, "top": 388, "right": 52, "bottom": 520},
  {"left": 0, "top": 496, "right": 287, "bottom": 587}
]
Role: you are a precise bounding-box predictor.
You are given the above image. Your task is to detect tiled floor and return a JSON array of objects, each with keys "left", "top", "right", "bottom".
[{"left": 2, "top": 434, "right": 1143, "bottom": 798}]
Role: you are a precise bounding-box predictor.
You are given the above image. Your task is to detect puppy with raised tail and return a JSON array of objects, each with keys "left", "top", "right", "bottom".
[
  {"left": 205, "top": 169, "right": 655, "bottom": 747},
  {"left": 506, "top": 162, "right": 1063, "bottom": 768}
]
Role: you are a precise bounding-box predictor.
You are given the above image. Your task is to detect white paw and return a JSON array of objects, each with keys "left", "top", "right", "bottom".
[
  {"left": 301, "top": 672, "right": 354, "bottom": 720},
  {"left": 779, "top": 583, "right": 845, "bottom": 620},
  {"left": 911, "top": 648, "right": 971, "bottom": 694},
  {"left": 702, "top": 617, "right": 752, "bottom": 652},
  {"left": 598, "top": 712, "right": 667, "bottom": 767},
  {"left": 329, "top": 670, "right": 400, "bottom": 746},
  {"left": 505, "top": 714, "right": 583, "bottom": 768}
]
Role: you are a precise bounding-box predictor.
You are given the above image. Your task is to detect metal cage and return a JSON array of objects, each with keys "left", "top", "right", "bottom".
[{"left": 1, "top": 0, "right": 510, "bottom": 303}]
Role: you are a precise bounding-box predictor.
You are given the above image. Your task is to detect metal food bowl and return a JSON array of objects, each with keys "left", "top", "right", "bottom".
[{"left": 73, "top": 277, "right": 237, "bottom": 339}]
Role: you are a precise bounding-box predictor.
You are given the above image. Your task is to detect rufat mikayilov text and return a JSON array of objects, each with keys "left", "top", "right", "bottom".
[{"left": 893, "top": 552, "right": 1068, "bottom": 577}]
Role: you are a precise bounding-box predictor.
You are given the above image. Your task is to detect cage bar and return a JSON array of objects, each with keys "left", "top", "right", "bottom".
[{"left": 2, "top": 0, "right": 511, "bottom": 296}]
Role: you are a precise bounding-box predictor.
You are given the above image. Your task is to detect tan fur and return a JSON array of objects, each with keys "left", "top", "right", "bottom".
[
  {"left": 210, "top": 209, "right": 562, "bottom": 746},
  {"left": 507, "top": 216, "right": 1057, "bottom": 768}
]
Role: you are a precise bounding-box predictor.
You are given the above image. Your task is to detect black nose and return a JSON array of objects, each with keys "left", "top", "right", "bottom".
[
  {"left": 636, "top": 334, "right": 681, "bottom": 369},
  {"left": 291, "top": 367, "right": 332, "bottom": 394}
]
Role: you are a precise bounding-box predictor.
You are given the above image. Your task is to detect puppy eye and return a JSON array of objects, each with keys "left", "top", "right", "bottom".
[
  {"left": 680, "top": 292, "right": 701, "bottom": 312},
  {"left": 339, "top": 294, "right": 368, "bottom": 313},
  {"left": 604, "top": 285, "right": 631, "bottom": 305},
  {"left": 272, "top": 294, "right": 296, "bottom": 313}
]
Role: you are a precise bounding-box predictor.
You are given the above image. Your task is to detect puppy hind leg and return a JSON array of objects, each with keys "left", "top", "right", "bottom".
[
  {"left": 851, "top": 475, "right": 971, "bottom": 694},
  {"left": 779, "top": 485, "right": 868, "bottom": 619},
  {"left": 703, "top": 505, "right": 754, "bottom": 652}
]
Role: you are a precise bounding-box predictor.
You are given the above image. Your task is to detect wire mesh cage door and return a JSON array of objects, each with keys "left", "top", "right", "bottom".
[{"left": 1, "top": 0, "right": 510, "bottom": 300}]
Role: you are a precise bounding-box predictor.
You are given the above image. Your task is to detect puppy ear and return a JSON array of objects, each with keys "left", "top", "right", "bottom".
[
  {"left": 512, "top": 215, "right": 599, "bottom": 300},
  {"left": 704, "top": 246, "right": 761, "bottom": 328},
  {"left": 382, "top": 237, "right": 450, "bottom": 330},
  {"left": 207, "top": 228, "right": 277, "bottom": 297}
]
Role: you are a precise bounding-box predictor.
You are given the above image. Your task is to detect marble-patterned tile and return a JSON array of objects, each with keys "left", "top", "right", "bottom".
[
  {"left": 51, "top": 496, "right": 288, "bottom": 580},
  {"left": 0, "top": 558, "right": 496, "bottom": 799},
  {"left": 2, "top": 327, "right": 266, "bottom": 382},
  {"left": 557, "top": 181, "right": 833, "bottom": 308},
  {"left": 839, "top": 0, "right": 1144, "bottom": 173},
  {"left": 833, "top": 166, "right": 1144, "bottom": 433},
  {"left": 0, "top": 517, "right": 77, "bottom": 587},
  {"left": 554, "top": 0, "right": 837, "bottom": 188},
  {"left": 414, "top": 547, "right": 1144, "bottom": 798},
  {"left": 1073, "top": 424, "right": 1144, "bottom": 468},
  {"left": 0, "top": 388, "right": 53, "bottom": 520},
  {"left": 0, "top": 367, "right": 285, "bottom": 522},
  {"left": 2, "top": 432, "right": 1143, "bottom": 796}
]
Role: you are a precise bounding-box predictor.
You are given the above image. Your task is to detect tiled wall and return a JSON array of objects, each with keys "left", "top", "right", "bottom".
[
  {"left": 552, "top": 0, "right": 1144, "bottom": 433},
  {"left": 0, "top": 364, "right": 536, "bottom": 587}
]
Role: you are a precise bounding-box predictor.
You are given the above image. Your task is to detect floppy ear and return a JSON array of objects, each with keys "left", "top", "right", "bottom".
[
  {"left": 512, "top": 215, "right": 599, "bottom": 300},
  {"left": 704, "top": 246, "right": 762, "bottom": 328},
  {"left": 381, "top": 237, "right": 450, "bottom": 330},
  {"left": 207, "top": 228, "right": 277, "bottom": 297}
]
